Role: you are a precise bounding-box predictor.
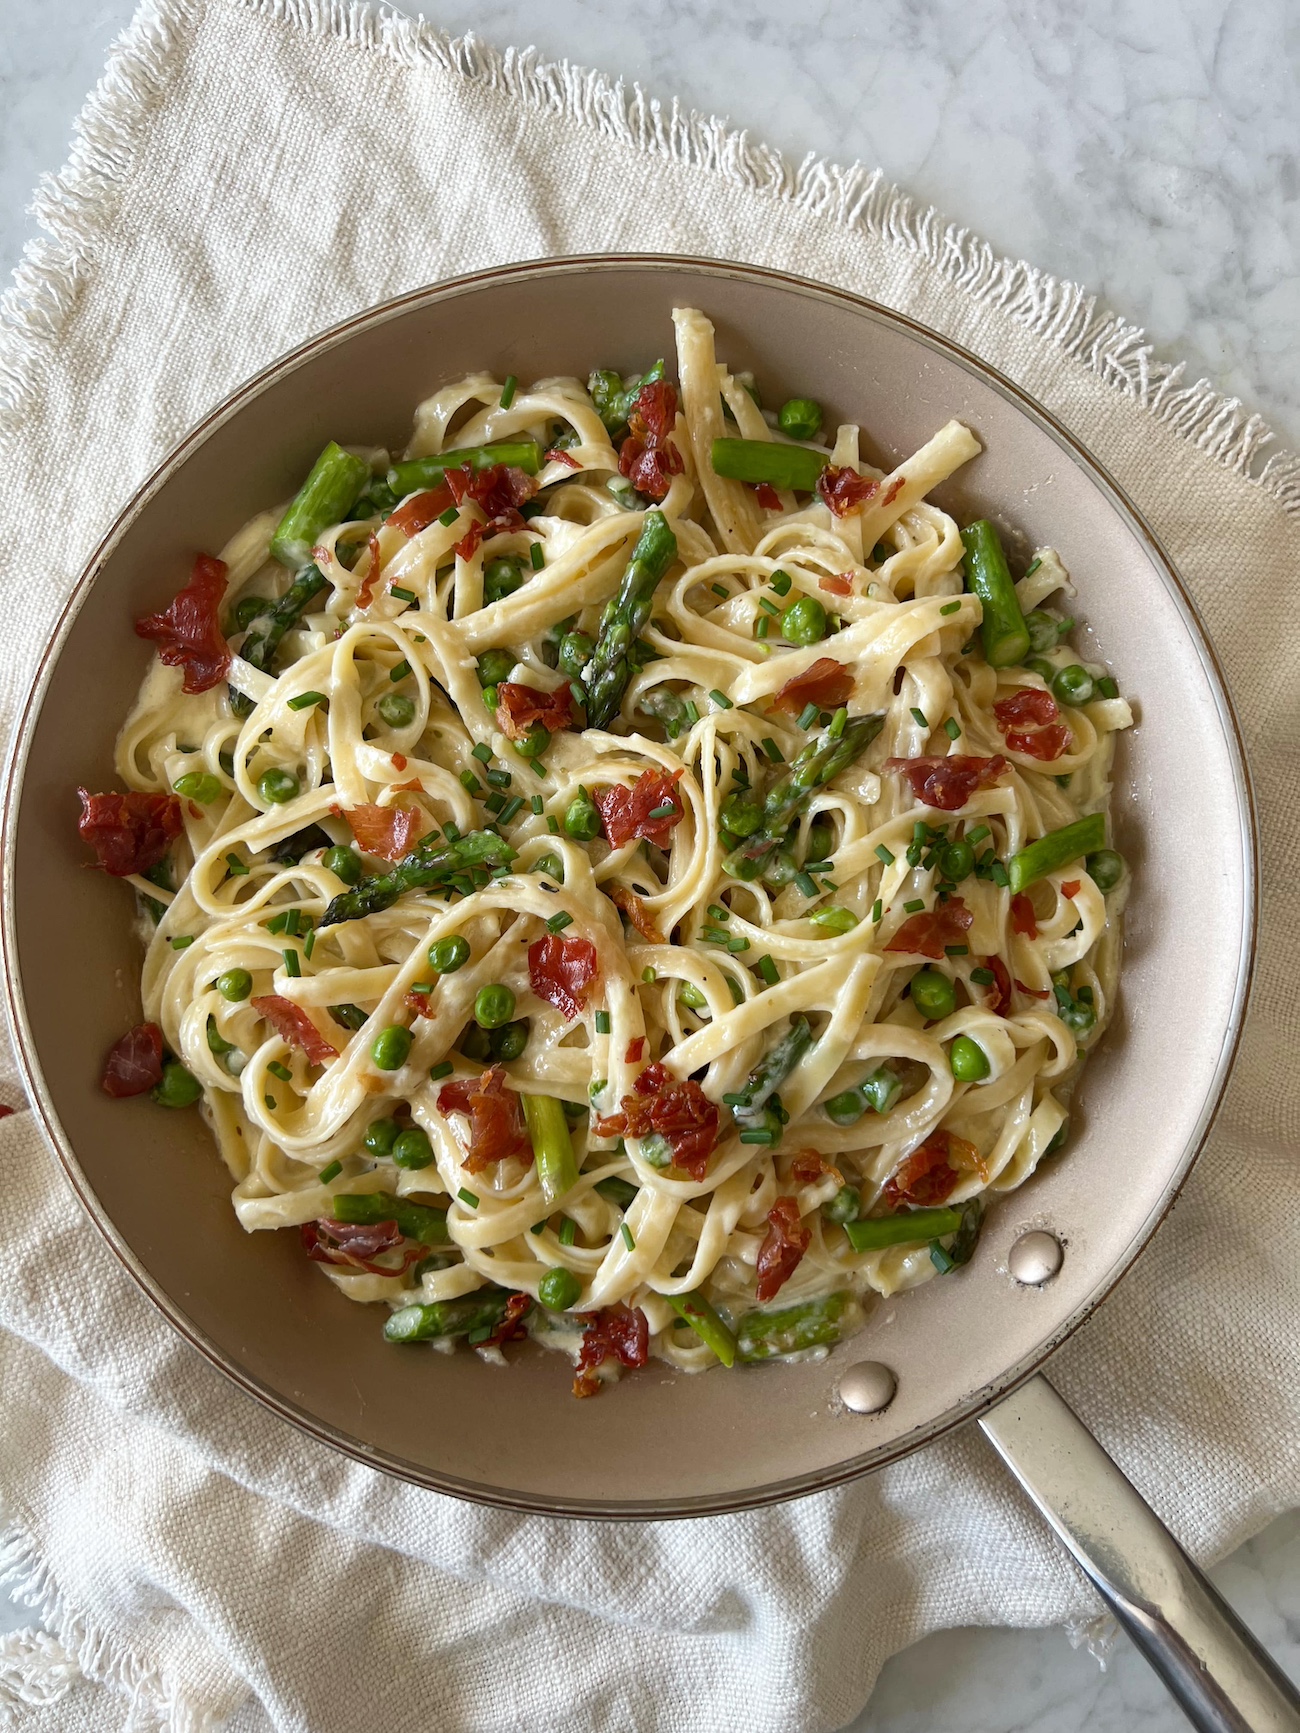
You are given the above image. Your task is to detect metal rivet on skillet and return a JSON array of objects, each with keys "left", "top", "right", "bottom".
[
  {"left": 838, "top": 1361, "right": 897, "bottom": 1414},
  {"left": 1008, "top": 1230, "right": 1065, "bottom": 1286}
]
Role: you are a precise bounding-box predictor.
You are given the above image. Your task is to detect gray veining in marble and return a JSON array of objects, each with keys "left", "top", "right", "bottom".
[{"left": 2, "top": 2, "right": 1298, "bottom": 1729}]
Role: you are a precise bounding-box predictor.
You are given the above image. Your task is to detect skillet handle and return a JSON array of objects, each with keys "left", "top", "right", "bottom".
[{"left": 979, "top": 1373, "right": 1300, "bottom": 1733}]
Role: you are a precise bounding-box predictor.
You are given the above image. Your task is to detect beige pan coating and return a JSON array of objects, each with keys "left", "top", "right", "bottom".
[{"left": 2, "top": 259, "right": 1254, "bottom": 1518}]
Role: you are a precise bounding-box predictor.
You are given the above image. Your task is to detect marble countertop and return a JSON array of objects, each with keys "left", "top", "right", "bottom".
[{"left": 2, "top": 2, "right": 1298, "bottom": 1729}]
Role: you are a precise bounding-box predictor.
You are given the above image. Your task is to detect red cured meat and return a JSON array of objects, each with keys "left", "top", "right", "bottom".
[
  {"left": 819, "top": 573, "right": 853, "bottom": 597},
  {"left": 573, "top": 1302, "right": 649, "bottom": 1398},
  {"left": 885, "top": 897, "right": 973, "bottom": 960},
  {"left": 77, "top": 788, "right": 182, "bottom": 877},
  {"left": 356, "top": 531, "right": 384, "bottom": 610},
  {"left": 625, "top": 1036, "right": 646, "bottom": 1063},
  {"left": 528, "top": 934, "right": 599, "bottom": 1022},
  {"left": 592, "top": 1061, "right": 719, "bottom": 1183},
  {"left": 595, "top": 768, "right": 684, "bottom": 849},
  {"left": 884, "top": 755, "right": 1008, "bottom": 811},
  {"left": 817, "top": 466, "right": 879, "bottom": 517},
  {"left": 771, "top": 656, "right": 853, "bottom": 716},
  {"left": 755, "top": 1196, "right": 810, "bottom": 1302},
  {"left": 1005, "top": 723, "right": 1071, "bottom": 762},
  {"left": 883, "top": 1127, "right": 979, "bottom": 1208},
  {"left": 345, "top": 803, "right": 421, "bottom": 862},
  {"left": 250, "top": 996, "right": 339, "bottom": 1065},
  {"left": 496, "top": 682, "right": 574, "bottom": 741},
  {"left": 1010, "top": 893, "right": 1038, "bottom": 939},
  {"left": 790, "top": 1149, "right": 841, "bottom": 1186},
  {"left": 982, "top": 954, "right": 1013, "bottom": 1016},
  {"left": 1061, "top": 880, "right": 1081, "bottom": 899},
  {"left": 606, "top": 884, "right": 664, "bottom": 944},
  {"left": 301, "top": 1217, "right": 425, "bottom": 1277},
  {"left": 388, "top": 484, "right": 455, "bottom": 537},
  {"left": 437, "top": 1065, "right": 532, "bottom": 1172},
  {"left": 544, "top": 448, "right": 582, "bottom": 469},
  {"left": 135, "top": 554, "right": 231, "bottom": 694},
  {"left": 754, "top": 483, "right": 782, "bottom": 511},
  {"left": 101, "top": 1023, "right": 164, "bottom": 1098},
  {"left": 617, "top": 382, "right": 684, "bottom": 502},
  {"left": 995, "top": 687, "right": 1071, "bottom": 762},
  {"left": 1016, "top": 980, "right": 1052, "bottom": 1000},
  {"left": 482, "top": 1291, "right": 534, "bottom": 1350}
]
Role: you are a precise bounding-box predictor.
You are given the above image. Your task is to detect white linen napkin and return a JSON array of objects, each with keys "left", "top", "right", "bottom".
[{"left": 2, "top": 3, "right": 1299, "bottom": 1728}]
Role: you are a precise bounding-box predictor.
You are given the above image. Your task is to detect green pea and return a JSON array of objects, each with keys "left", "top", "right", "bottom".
[
  {"left": 392, "top": 1126, "right": 435, "bottom": 1169},
  {"left": 1025, "top": 656, "right": 1056, "bottom": 682},
  {"left": 512, "top": 722, "right": 549, "bottom": 761},
  {"left": 806, "top": 823, "right": 834, "bottom": 862},
  {"left": 363, "top": 1117, "right": 401, "bottom": 1157},
  {"left": 720, "top": 788, "right": 764, "bottom": 838},
  {"left": 1025, "top": 609, "right": 1070, "bottom": 653},
  {"left": 1060, "top": 1000, "right": 1096, "bottom": 1038},
  {"left": 564, "top": 788, "right": 601, "bottom": 841},
  {"left": 531, "top": 852, "right": 564, "bottom": 883},
  {"left": 376, "top": 692, "right": 416, "bottom": 728},
  {"left": 940, "top": 841, "right": 974, "bottom": 882},
  {"left": 173, "top": 771, "right": 223, "bottom": 804},
  {"left": 459, "top": 1023, "right": 492, "bottom": 1061},
  {"left": 557, "top": 631, "right": 594, "bottom": 678},
  {"left": 215, "top": 968, "right": 252, "bottom": 1002},
  {"left": 489, "top": 1019, "right": 530, "bottom": 1061},
  {"left": 323, "top": 845, "right": 363, "bottom": 884},
  {"left": 782, "top": 595, "right": 827, "bottom": 645},
  {"left": 152, "top": 1061, "right": 201, "bottom": 1108},
  {"left": 484, "top": 556, "right": 526, "bottom": 605},
  {"left": 860, "top": 1065, "right": 903, "bottom": 1114},
  {"left": 949, "top": 1034, "right": 990, "bottom": 1081},
  {"left": 777, "top": 397, "right": 823, "bottom": 441},
  {"left": 910, "top": 969, "right": 956, "bottom": 1020},
  {"left": 823, "top": 1088, "right": 865, "bottom": 1126},
  {"left": 428, "top": 935, "right": 471, "bottom": 974},
  {"left": 822, "top": 1184, "right": 861, "bottom": 1225},
  {"left": 258, "top": 768, "right": 299, "bottom": 805},
  {"left": 371, "top": 1025, "right": 412, "bottom": 1070},
  {"left": 538, "top": 1266, "right": 582, "bottom": 1311},
  {"left": 474, "top": 984, "right": 516, "bottom": 1030},
  {"left": 230, "top": 594, "right": 270, "bottom": 632},
  {"left": 762, "top": 849, "right": 799, "bottom": 889},
  {"left": 1052, "top": 664, "right": 1095, "bottom": 707},
  {"left": 482, "top": 686, "right": 499, "bottom": 712},
  {"left": 476, "top": 649, "right": 516, "bottom": 688},
  {"left": 1086, "top": 849, "right": 1125, "bottom": 892}
]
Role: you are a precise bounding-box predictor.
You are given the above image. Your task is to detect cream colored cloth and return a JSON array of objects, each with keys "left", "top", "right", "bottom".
[{"left": 1, "top": 2, "right": 1298, "bottom": 1728}]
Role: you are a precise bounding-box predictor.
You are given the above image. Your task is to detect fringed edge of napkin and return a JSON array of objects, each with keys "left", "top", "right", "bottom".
[{"left": 1, "top": 0, "right": 1297, "bottom": 516}]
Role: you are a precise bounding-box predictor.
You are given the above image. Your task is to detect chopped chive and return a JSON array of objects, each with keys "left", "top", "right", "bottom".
[
  {"left": 171, "top": 935, "right": 194, "bottom": 950},
  {"left": 531, "top": 794, "right": 544, "bottom": 814},
  {"left": 727, "top": 936, "right": 750, "bottom": 953},
  {"left": 529, "top": 1220, "right": 546, "bottom": 1236},
  {"left": 484, "top": 792, "right": 506, "bottom": 815},
  {"left": 225, "top": 852, "right": 249, "bottom": 877},
  {"left": 407, "top": 982, "right": 433, "bottom": 996},
  {"left": 530, "top": 543, "right": 545, "bottom": 571},
  {"left": 268, "top": 1061, "right": 293, "bottom": 1082},
  {"left": 595, "top": 1011, "right": 611, "bottom": 1035},
  {"left": 683, "top": 700, "right": 700, "bottom": 724},
  {"left": 499, "top": 796, "right": 524, "bottom": 825},
  {"left": 460, "top": 770, "right": 482, "bottom": 795},
  {"left": 389, "top": 660, "right": 411, "bottom": 683},
  {"left": 829, "top": 707, "right": 847, "bottom": 739},
  {"left": 721, "top": 1091, "right": 747, "bottom": 1106},
  {"left": 319, "top": 1159, "right": 342, "bottom": 1184},
  {"left": 438, "top": 506, "right": 459, "bottom": 526},
  {"left": 820, "top": 879, "right": 838, "bottom": 892},
  {"left": 499, "top": 373, "right": 518, "bottom": 409},
  {"left": 875, "top": 844, "right": 895, "bottom": 865},
  {"left": 647, "top": 802, "right": 677, "bottom": 820},
  {"left": 265, "top": 1095, "right": 277, "bottom": 1110},
  {"left": 559, "top": 1216, "right": 577, "bottom": 1246},
  {"left": 282, "top": 948, "right": 301, "bottom": 977},
  {"left": 620, "top": 1222, "right": 636, "bottom": 1251},
  {"left": 709, "top": 689, "right": 733, "bottom": 710},
  {"left": 266, "top": 912, "right": 288, "bottom": 935},
  {"left": 754, "top": 616, "right": 770, "bottom": 639},
  {"left": 546, "top": 911, "right": 573, "bottom": 934},
  {"left": 940, "top": 601, "right": 961, "bottom": 616},
  {"left": 390, "top": 585, "right": 417, "bottom": 605},
  {"left": 458, "top": 1188, "right": 479, "bottom": 1208},
  {"left": 569, "top": 681, "right": 587, "bottom": 708},
  {"left": 904, "top": 898, "right": 925, "bottom": 913},
  {"left": 871, "top": 898, "right": 883, "bottom": 924},
  {"left": 769, "top": 569, "right": 792, "bottom": 596},
  {"left": 1024, "top": 556, "right": 1042, "bottom": 578},
  {"left": 991, "top": 860, "right": 1010, "bottom": 887},
  {"left": 758, "top": 596, "right": 781, "bottom": 617},
  {"left": 1097, "top": 676, "right": 1119, "bottom": 700},
  {"left": 805, "top": 859, "right": 832, "bottom": 873},
  {"left": 529, "top": 759, "right": 546, "bottom": 778},
  {"left": 304, "top": 930, "right": 316, "bottom": 960},
  {"left": 761, "top": 737, "right": 785, "bottom": 762},
  {"left": 910, "top": 707, "right": 928, "bottom": 728},
  {"left": 708, "top": 904, "right": 730, "bottom": 923},
  {"left": 703, "top": 927, "right": 729, "bottom": 944},
  {"left": 429, "top": 1060, "right": 453, "bottom": 1080},
  {"left": 739, "top": 1128, "right": 778, "bottom": 1145},
  {"left": 284, "top": 908, "right": 300, "bottom": 938},
  {"left": 443, "top": 823, "right": 461, "bottom": 841},
  {"left": 971, "top": 967, "right": 995, "bottom": 985},
  {"left": 967, "top": 825, "right": 991, "bottom": 846},
  {"left": 796, "top": 702, "right": 819, "bottom": 730},
  {"left": 945, "top": 944, "right": 969, "bottom": 956},
  {"left": 756, "top": 954, "right": 779, "bottom": 986},
  {"left": 944, "top": 717, "right": 961, "bottom": 740},
  {"left": 730, "top": 768, "right": 749, "bottom": 785},
  {"left": 472, "top": 743, "right": 492, "bottom": 764},
  {"left": 1055, "top": 773, "right": 1071, "bottom": 788},
  {"left": 711, "top": 582, "right": 729, "bottom": 599},
  {"left": 547, "top": 815, "right": 560, "bottom": 834},
  {"left": 287, "top": 690, "right": 327, "bottom": 711},
  {"left": 642, "top": 967, "right": 657, "bottom": 984},
  {"left": 795, "top": 871, "right": 818, "bottom": 898}
]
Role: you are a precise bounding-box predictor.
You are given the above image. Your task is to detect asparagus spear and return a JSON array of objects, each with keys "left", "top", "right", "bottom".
[
  {"left": 1007, "top": 812, "right": 1105, "bottom": 894},
  {"left": 843, "top": 1205, "right": 964, "bottom": 1253},
  {"left": 960, "top": 520, "right": 1031, "bottom": 668},
  {"left": 522, "top": 1094, "right": 580, "bottom": 1207},
  {"left": 665, "top": 1291, "right": 738, "bottom": 1367},
  {"left": 387, "top": 438, "right": 543, "bottom": 499},
  {"left": 735, "top": 1292, "right": 852, "bottom": 1362},
  {"left": 727, "top": 1016, "right": 813, "bottom": 1121},
  {"left": 383, "top": 1288, "right": 523, "bottom": 1343},
  {"left": 710, "top": 438, "right": 829, "bottom": 492},
  {"left": 330, "top": 1192, "right": 450, "bottom": 1246},
  {"left": 584, "top": 511, "right": 679, "bottom": 728},
  {"left": 270, "top": 443, "right": 371, "bottom": 569},
  {"left": 319, "top": 830, "right": 517, "bottom": 927},
  {"left": 929, "top": 1199, "right": 984, "bottom": 1273},
  {"left": 239, "top": 563, "right": 329, "bottom": 675},
  {"left": 588, "top": 358, "right": 665, "bottom": 435},
  {"left": 723, "top": 714, "right": 884, "bottom": 876}
]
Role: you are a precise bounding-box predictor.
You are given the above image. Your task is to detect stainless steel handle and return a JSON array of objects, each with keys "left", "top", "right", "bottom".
[{"left": 979, "top": 1373, "right": 1300, "bottom": 1733}]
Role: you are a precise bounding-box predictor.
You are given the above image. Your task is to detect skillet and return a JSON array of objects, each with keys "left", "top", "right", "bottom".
[{"left": 3, "top": 257, "right": 1293, "bottom": 1731}]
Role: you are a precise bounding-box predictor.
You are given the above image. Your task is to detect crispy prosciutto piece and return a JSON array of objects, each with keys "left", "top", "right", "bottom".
[
  {"left": 819, "top": 572, "right": 853, "bottom": 597},
  {"left": 790, "top": 1148, "right": 843, "bottom": 1186},
  {"left": 994, "top": 687, "right": 1071, "bottom": 762},
  {"left": 592, "top": 1061, "right": 719, "bottom": 1183},
  {"left": 101, "top": 1023, "right": 164, "bottom": 1098},
  {"left": 528, "top": 934, "right": 599, "bottom": 1022},
  {"left": 618, "top": 382, "right": 684, "bottom": 502},
  {"left": 573, "top": 1302, "right": 650, "bottom": 1398},
  {"left": 345, "top": 803, "right": 421, "bottom": 862},
  {"left": 595, "top": 768, "right": 684, "bottom": 850},
  {"left": 1061, "top": 880, "right": 1081, "bottom": 898},
  {"left": 356, "top": 530, "right": 384, "bottom": 609},
  {"left": 883, "top": 1127, "right": 981, "bottom": 1208},
  {"left": 77, "top": 788, "right": 182, "bottom": 877},
  {"left": 134, "top": 554, "right": 231, "bottom": 694},
  {"left": 1005, "top": 722, "right": 1071, "bottom": 761},
  {"left": 605, "top": 883, "right": 664, "bottom": 944},
  {"left": 544, "top": 447, "right": 582, "bottom": 470},
  {"left": 301, "top": 1217, "right": 425, "bottom": 1277},
  {"left": 496, "top": 681, "right": 574, "bottom": 741},
  {"left": 1016, "top": 979, "right": 1051, "bottom": 1000},
  {"left": 482, "top": 1291, "right": 534, "bottom": 1350},
  {"left": 387, "top": 483, "right": 455, "bottom": 538},
  {"left": 250, "top": 996, "right": 339, "bottom": 1065},
  {"left": 982, "top": 954, "right": 1013, "bottom": 1016},
  {"left": 1010, "top": 893, "right": 1038, "bottom": 939},
  {"left": 883, "top": 754, "right": 1008, "bottom": 811},
  {"left": 755, "top": 1196, "right": 811, "bottom": 1302},
  {"left": 754, "top": 482, "right": 782, "bottom": 511},
  {"left": 817, "top": 466, "right": 879, "bottom": 518},
  {"left": 437, "top": 1065, "right": 532, "bottom": 1173},
  {"left": 771, "top": 656, "right": 853, "bottom": 716},
  {"left": 447, "top": 463, "right": 538, "bottom": 536},
  {"left": 885, "top": 896, "right": 973, "bottom": 961}
]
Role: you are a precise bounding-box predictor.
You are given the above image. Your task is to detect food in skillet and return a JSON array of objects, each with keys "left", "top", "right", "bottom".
[{"left": 83, "top": 307, "right": 1131, "bottom": 1395}]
